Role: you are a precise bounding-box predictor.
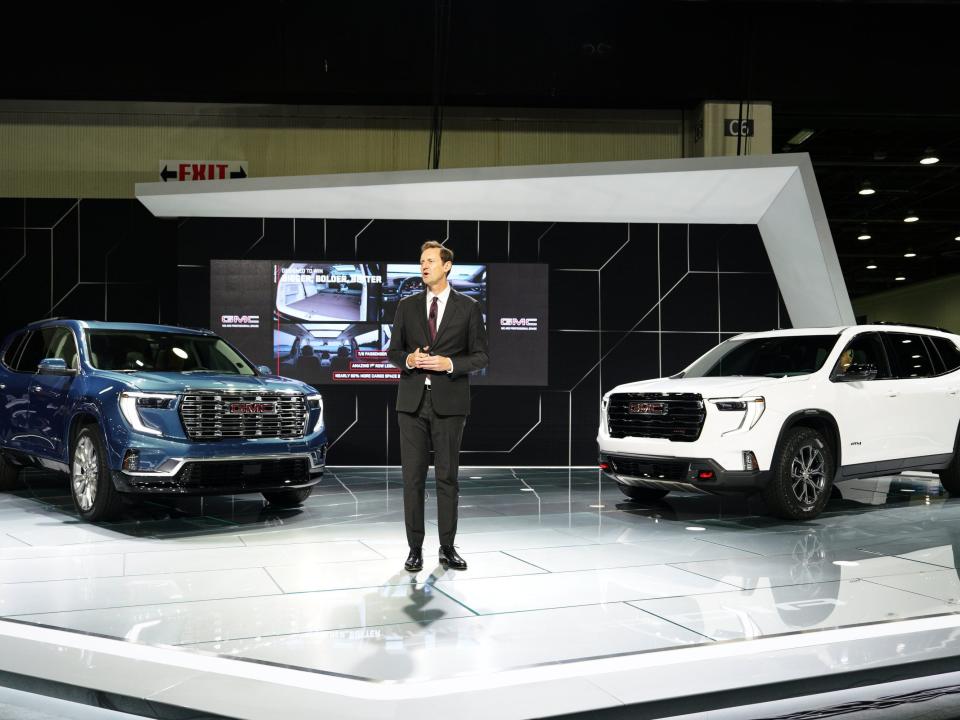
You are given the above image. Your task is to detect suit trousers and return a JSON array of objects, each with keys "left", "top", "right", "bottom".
[{"left": 397, "top": 387, "right": 466, "bottom": 548}]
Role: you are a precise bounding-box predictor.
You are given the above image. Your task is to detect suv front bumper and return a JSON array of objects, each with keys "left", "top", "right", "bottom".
[
  {"left": 112, "top": 446, "right": 326, "bottom": 495},
  {"left": 599, "top": 451, "right": 770, "bottom": 495}
]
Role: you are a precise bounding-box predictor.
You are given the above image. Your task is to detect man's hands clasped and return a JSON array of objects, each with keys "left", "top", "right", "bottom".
[{"left": 406, "top": 346, "right": 453, "bottom": 372}]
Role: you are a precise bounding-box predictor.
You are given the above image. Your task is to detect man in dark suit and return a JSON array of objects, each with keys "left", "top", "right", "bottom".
[{"left": 387, "top": 241, "right": 488, "bottom": 572}]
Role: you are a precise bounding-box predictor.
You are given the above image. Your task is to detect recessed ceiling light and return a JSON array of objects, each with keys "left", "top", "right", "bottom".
[
  {"left": 904, "top": 252, "right": 917, "bottom": 258},
  {"left": 895, "top": 276, "right": 907, "bottom": 281},
  {"left": 904, "top": 214, "right": 919, "bottom": 223},
  {"left": 955, "top": 236, "right": 960, "bottom": 241},
  {"left": 858, "top": 181, "right": 875, "bottom": 196},
  {"left": 787, "top": 129, "right": 815, "bottom": 145},
  {"left": 866, "top": 264, "right": 877, "bottom": 270},
  {"left": 858, "top": 233, "right": 872, "bottom": 240},
  {"left": 920, "top": 148, "right": 939, "bottom": 165}
]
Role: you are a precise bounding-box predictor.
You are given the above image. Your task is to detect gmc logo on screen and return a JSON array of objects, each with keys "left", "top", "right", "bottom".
[
  {"left": 228, "top": 402, "right": 276, "bottom": 415},
  {"left": 221, "top": 314, "right": 260, "bottom": 328},
  {"left": 500, "top": 317, "right": 538, "bottom": 331}
]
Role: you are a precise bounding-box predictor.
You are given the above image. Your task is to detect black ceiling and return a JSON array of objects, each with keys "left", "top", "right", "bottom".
[{"left": 3, "top": 0, "right": 959, "bottom": 297}]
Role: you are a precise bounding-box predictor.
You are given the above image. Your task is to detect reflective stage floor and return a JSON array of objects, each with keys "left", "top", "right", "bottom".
[{"left": 3, "top": 467, "right": 960, "bottom": 719}]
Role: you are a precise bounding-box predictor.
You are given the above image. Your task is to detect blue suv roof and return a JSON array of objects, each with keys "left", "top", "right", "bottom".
[{"left": 24, "top": 319, "right": 213, "bottom": 336}]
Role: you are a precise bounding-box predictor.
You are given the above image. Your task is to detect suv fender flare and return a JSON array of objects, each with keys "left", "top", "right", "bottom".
[
  {"left": 66, "top": 402, "right": 108, "bottom": 461},
  {"left": 770, "top": 409, "right": 842, "bottom": 477}
]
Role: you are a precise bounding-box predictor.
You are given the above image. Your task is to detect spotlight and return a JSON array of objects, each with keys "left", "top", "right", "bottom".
[
  {"left": 956, "top": 236, "right": 960, "bottom": 241},
  {"left": 920, "top": 149, "right": 939, "bottom": 165},
  {"left": 904, "top": 252, "right": 917, "bottom": 258},
  {"left": 866, "top": 264, "right": 877, "bottom": 270},
  {"left": 903, "top": 213, "right": 919, "bottom": 223},
  {"left": 895, "top": 276, "right": 906, "bottom": 281},
  {"left": 858, "top": 181, "right": 876, "bottom": 196},
  {"left": 857, "top": 232, "right": 872, "bottom": 241}
]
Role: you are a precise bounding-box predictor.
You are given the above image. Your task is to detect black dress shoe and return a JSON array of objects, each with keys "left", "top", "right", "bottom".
[
  {"left": 404, "top": 547, "right": 423, "bottom": 572},
  {"left": 439, "top": 545, "right": 467, "bottom": 571}
]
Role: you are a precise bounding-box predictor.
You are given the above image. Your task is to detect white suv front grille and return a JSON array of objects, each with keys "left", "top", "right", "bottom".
[{"left": 607, "top": 393, "right": 706, "bottom": 442}]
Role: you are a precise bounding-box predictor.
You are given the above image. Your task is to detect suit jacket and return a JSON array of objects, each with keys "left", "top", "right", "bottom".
[{"left": 387, "top": 288, "right": 489, "bottom": 415}]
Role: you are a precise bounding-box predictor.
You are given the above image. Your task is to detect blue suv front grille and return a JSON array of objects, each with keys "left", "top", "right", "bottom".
[{"left": 179, "top": 392, "right": 308, "bottom": 441}]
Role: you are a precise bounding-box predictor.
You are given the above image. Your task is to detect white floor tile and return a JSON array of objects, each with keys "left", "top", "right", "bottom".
[
  {"left": 866, "top": 570, "right": 960, "bottom": 603},
  {"left": 362, "top": 528, "right": 595, "bottom": 557},
  {"left": 123, "top": 540, "right": 383, "bottom": 576},
  {"left": 0, "top": 555, "right": 122, "bottom": 584},
  {"left": 697, "top": 527, "right": 891, "bottom": 556},
  {"left": 631, "top": 579, "right": 957, "bottom": 640},
  {"left": 190, "top": 602, "right": 707, "bottom": 681},
  {"left": 510, "top": 539, "right": 756, "bottom": 573},
  {"left": 0, "top": 568, "right": 279, "bottom": 615},
  {"left": 672, "top": 550, "right": 935, "bottom": 590},
  {"left": 266, "top": 551, "right": 544, "bottom": 593},
  {"left": 437, "top": 565, "right": 738, "bottom": 614},
  {"left": 14, "top": 582, "right": 475, "bottom": 645}
]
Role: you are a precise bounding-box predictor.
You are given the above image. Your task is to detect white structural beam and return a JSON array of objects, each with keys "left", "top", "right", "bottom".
[{"left": 136, "top": 154, "right": 854, "bottom": 326}]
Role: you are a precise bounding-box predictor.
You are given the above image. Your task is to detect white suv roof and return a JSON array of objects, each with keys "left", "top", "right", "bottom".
[{"left": 734, "top": 325, "right": 959, "bottom": 341}]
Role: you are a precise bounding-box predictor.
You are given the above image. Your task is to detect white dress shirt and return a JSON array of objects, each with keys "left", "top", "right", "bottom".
[{"left": 407, "top": 285, "right": 453, "bottom": 382}]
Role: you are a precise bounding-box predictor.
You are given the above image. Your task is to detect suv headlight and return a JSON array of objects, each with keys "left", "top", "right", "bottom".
[
  {"left": 119, "top": 392, "right": 177, "bottom": 436},
  {"left": 709, "top": 396, "right": 765, "bottom": 434},
  {"left": 307, "top": 393, "right": 324, "bottom": 433}
]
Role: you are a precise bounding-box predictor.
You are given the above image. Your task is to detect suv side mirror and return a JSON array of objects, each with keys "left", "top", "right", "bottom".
[
  {"left": 257, "top": 365, "right": 273, "bottom": 376},
  {"left": 38, "top": 358, "right": 77, "bottom": 376},
  {"left": 834, "top": 362, "right": 878, "bottom": 383}
]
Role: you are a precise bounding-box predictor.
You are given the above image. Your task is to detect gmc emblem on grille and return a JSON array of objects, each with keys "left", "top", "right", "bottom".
[
  {"left": 228, "top": 402, "right": 276, "bottom": 415},
  {"left": 629, "top": 402, "right": 667, "bottom": 415}
]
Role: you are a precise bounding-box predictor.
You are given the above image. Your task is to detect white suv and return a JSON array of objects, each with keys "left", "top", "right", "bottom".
[{"left": 598, "top": 324, "right": 960, "bottom": 520}]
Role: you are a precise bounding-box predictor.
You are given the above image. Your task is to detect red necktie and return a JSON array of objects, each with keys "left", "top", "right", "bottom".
[{"left": 429, "top": 296, "right": 438, "bottom": 343}]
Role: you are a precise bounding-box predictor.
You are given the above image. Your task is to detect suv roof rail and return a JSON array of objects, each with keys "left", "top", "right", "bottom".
[{"left": 870, "top": 320, "right": 954, "bottom": 334}]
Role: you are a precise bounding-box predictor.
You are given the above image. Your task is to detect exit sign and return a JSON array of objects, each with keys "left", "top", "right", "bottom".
[{"left": 159, "top": 161, "right": 249, "bottom": 182}]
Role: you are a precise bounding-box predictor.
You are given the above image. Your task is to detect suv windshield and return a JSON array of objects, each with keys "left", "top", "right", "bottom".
[
  {"left": 85, "top": 330, "right": 256, "bottom": 375},
  {"left": 680, "top": 334, "right": 841, "bottom": 378}
]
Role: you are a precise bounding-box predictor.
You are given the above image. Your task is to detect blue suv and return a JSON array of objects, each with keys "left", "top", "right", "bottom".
[{"left": 0, "top": 320, "right": 327, "bottom": 521}]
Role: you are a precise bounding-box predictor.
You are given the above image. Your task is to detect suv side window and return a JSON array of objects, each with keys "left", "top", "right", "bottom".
[
  {"left": 44, "top": 327, "right": 79, "bottom": 369},
  {"left": 883, "top": 332, "right": 935, "bottom": 378},
  {"left": 15, "top": 332, "right": 45, "bottom": 372},
  {"left": 14, "top": 327, "right": 78, "bottom": 373},
  {"left": 833, "top": 332, "right": 891, "bottom": 379},
  {"left": 930, "top": 336, "right": 960, "bottom": 373},
  {"left": 1, "top": 333, "right": 27, "bottom": 369}
]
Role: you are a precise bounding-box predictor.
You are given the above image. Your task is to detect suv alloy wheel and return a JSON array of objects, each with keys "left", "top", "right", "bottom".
[
  {"left": 70, "top": 426, "right": 123, "bottom": 522},
  {"left": 763, "top": 427, "right": 835, "bottom": 521}
]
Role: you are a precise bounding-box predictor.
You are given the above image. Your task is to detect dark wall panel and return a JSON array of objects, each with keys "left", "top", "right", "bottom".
[{"left": 0, "top": 198, "right": 789, "bottom": 466}]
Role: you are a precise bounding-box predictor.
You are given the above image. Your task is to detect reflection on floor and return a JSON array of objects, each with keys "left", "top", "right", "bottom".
[{"left": 2, "top": 468, "right": 960, "bottom": 709}]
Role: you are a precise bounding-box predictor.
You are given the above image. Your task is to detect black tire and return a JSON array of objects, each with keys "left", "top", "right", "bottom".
[
  {"left": 617, "top": 484, "right": 669, "bottom": 503},
  {"left": 939, "top": 454, "right": 960, "bottom": 494},
  {"left": 763, "top": 427, "right": 835, "bottom": 521},
  {"left": 70, "top": 426, "right": 124, "bottom": 522},
  {"left": 262, "top": 487, "right": 313, "bottom": 507},
  {"left": 0, "top": 453, "right": 20, "bottom": 491}
]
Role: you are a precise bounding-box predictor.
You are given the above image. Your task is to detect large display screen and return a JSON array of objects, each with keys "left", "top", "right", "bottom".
[{"left": 211, "top": 260, "right": 548, "bottom": 386}]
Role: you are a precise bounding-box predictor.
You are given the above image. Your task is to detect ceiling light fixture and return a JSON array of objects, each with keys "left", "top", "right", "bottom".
[
  {"left": 895, "top": 276, "right": 906, "bottom": 281},
  {"left": 858, "top": 181, "right": 876, "bottom": 196},
  {"left": 904, "top": 252, "right": 917, "bottom": 258},
  {"left": 920, "top": 148, "right": 940, "bottom": 165},
  {"left": 858, "top": 232, "right": 872, "bottom": 241},
  {"left": 903, "top": 213, "right": 919, "bottom": 223},
  {"left": 787, "top": 129, "right": 815, "bottom": 145},
  {"left": 866, "top": 264, "right": 877, "bottom": 270}
]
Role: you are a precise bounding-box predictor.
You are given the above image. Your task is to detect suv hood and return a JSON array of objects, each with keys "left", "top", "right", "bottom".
[
  {"left": 95, "top": 371, "right": 315, "bottom": 394},
  {"left": 607, "top": 375, "right": 802, "bottom": 399}
]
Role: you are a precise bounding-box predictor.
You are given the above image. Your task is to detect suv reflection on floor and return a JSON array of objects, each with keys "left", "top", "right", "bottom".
[
  {"left": 598, "top": 324, "right": 960, "bottom": 520},
  {"left": 0, "top": 320, "right": 327, "bottom": 521}
]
